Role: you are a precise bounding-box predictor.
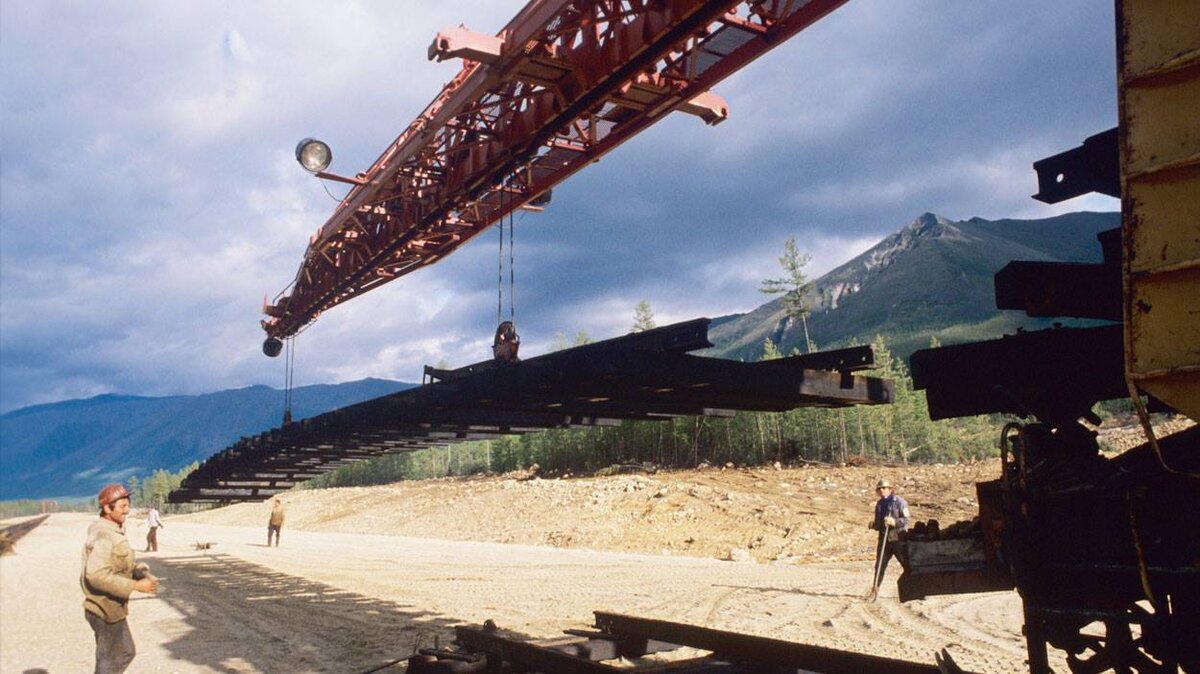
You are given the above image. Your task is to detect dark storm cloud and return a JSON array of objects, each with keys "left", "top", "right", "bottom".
[{"left": 0, "top": 1, "right": 1119, "bottom": 413}]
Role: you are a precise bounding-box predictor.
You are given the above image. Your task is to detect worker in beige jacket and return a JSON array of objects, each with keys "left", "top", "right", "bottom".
[
  {"left": 81, "top": 483, "right": 159, "bottom": 673},
  {"left": 267, "top": 497, "right": 285, "bottom": 546}
]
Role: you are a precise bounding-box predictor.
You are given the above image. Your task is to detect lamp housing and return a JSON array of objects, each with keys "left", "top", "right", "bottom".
[{"left": 295, "top": 138, "right": 332, "bottom": 173}]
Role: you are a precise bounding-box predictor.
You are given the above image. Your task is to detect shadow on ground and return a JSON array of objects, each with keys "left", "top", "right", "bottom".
[{"left": 150, "top": 553, "right": 463, "bottom": 673}]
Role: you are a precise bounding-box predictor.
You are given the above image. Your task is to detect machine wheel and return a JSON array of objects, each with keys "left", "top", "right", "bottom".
[{"left": 1033, "top": 596, "right": 1198, "bottom": 674}]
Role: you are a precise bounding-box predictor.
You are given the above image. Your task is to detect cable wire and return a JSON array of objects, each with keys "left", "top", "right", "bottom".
[
  {"left": 509, "top": 202, "right": 515, "bottom": 324},
  {"left": 497, "top": 185, "right": 505, "bottom": 327},
  {"left": 282, "top": 336, "right": 296, "bottom": 424}
]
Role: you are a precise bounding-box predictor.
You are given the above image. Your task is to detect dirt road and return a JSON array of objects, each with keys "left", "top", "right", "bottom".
[
  {"left": 2, "top": 514, "right": 1033, "bottom": 673},
  {"left": 1, "top": 461, "right": 1058, "bottom": 673}
]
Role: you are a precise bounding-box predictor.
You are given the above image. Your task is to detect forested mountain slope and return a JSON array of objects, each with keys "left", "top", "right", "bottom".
[
  {"left": 0, "top": 378, "right": 413, "bottom": 499},
  {"left": 707, "top": 211, "right": 1118, "bottom": 361}
]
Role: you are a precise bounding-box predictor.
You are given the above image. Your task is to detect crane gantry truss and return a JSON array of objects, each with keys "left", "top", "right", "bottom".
[{"left": 262, "top": 0, "right": 850, "bottom": 339}]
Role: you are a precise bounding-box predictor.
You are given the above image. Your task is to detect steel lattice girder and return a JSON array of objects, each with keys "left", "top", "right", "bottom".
[
  {"left": 262, "top": 0, "right": 851, "bottom": 338},
  {"left": 172, "top": 319, "right": 890, "bottom": 503}
]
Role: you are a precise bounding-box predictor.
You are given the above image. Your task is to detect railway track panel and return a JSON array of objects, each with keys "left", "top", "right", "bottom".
[
  {"left": 412, "top": 611, "right": 975, "bottom": 674},
  {"left": 170, "top": 319, "right": 891, "bottom": 504},
  {"left": 0, "top": 514, "right": 51, "bottom": 556}
]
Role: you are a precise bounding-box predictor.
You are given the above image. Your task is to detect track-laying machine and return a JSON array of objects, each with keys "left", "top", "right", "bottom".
[{"left": 903, "top": 2, "right": 1199, "bottom": 671}]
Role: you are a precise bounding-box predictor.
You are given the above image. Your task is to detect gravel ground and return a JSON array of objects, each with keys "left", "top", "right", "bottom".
[
  {"left": 11, "top": 415, "right": 1181, "bottom": 673},
  {"left": 3, "top": 460, "right": 1048, "bottom": 673}
]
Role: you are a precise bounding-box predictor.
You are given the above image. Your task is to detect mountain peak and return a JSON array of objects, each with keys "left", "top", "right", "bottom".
[
  {"left": 905, "top": 212, "right": 958, "bottom": 238},
  {"left": 858, "top": 213, "right": 961, "bottom": 276}
]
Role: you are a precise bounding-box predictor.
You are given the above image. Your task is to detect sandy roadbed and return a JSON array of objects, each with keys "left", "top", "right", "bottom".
[
  {"left": 2, "top": 511, "right": 1041, "bottom": 673},
  {"left": 7, "top": 419, "right": 1179, "bottom": 671}
]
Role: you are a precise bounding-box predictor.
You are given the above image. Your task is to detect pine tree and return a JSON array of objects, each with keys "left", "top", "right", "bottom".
[
  {"left": 631, "top": 300, "right": 656, "bottom": 333},
  {"left": 760, "top": 236, "right": 815, "bottom": 353}
]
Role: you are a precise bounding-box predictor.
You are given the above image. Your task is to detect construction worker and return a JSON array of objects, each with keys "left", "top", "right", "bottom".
[
  {"left": 81, "top": 483, "right": 159, "bottom": 673},
  {"left": 145, "top": 503, "right": 163, "bottom": 552},
  {"left": 267, "top": 497, "right": 285, "bottom": 546},
  {"left": 865, "top": 478, "right": 909, "bottom": 602}
]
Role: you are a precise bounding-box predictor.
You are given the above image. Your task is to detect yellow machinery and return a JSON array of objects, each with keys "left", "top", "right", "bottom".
[
  {"left": 1119, "top": 0, "right": 1200, "bottom": 426},
  {"left": 906, "top": 3, "right": 1200, "bottom": 672}
]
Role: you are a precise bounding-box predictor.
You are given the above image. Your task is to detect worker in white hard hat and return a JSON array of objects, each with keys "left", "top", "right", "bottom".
[{"left": 865, "top": 478, "right": 909, "bottom": 602}]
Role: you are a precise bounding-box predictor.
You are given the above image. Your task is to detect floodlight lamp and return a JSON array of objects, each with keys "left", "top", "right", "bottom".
[{"left": 295, "top": 138, "right": 332, "bottom": 173}]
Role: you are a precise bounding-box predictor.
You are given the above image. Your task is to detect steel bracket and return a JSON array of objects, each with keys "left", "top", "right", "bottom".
[{"left": 1032, "top": 127, "right": 1120, "bottom": 203}]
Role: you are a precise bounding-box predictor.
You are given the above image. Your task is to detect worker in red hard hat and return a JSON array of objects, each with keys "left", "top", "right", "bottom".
[{"left": 81, "top": 482, "right": 159, "bottom": 673}]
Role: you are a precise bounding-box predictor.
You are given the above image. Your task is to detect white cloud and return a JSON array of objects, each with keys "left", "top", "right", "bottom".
[{"left": 166, "top": 73, "right": 266, "bottom": 142}]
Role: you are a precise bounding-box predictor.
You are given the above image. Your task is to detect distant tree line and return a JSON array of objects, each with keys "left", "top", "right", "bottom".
[
  {"left": 305, "top": 333, "right": 1001, "bottom": 490},
  {"left": 0, "top": 498, "right": 94, "bottom": 519},
  {"left": 125, "top": 462, "right": 201, "bottom": 514},
  {"left": 1, "top": 462, "right": 201, "bottom": 517}
]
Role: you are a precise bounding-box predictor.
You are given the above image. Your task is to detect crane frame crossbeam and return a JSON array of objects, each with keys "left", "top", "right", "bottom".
[{"left": 263, "top": 0, "right": 850, "bottom": 338}]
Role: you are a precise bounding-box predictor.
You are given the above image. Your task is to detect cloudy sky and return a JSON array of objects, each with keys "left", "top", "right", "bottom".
[{"left": 0, "top": 1, "right": 1120, "bottom": 414}]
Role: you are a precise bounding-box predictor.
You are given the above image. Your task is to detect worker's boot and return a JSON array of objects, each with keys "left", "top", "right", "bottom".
[{"left": 864, "top": 586, "right": 878, "bottom": 602}]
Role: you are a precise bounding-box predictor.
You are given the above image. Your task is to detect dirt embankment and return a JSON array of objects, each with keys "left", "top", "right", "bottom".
[
  {"left": 180, "top": 413, "right": 1193, "bottom": 563},
  {"left": 180, "top": 460, "right": 997, "bottom": 564}
]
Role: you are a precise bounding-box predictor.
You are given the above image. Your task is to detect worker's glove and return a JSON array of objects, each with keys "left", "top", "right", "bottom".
[{"left": 884, "top": 516, "right": 897, "bottom": 527}]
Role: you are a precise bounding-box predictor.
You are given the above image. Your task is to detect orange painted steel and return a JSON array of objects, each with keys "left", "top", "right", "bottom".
[{"left": 262, "top": 0, "right": 850, "bottom": 339}]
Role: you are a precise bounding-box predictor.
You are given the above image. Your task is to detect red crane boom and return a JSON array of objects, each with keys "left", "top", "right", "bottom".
[{"left": 262, "top": 0, "right": 849, "bottom": 342}]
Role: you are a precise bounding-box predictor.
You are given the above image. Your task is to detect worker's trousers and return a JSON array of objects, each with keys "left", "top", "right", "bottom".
[
  {"left": 85, "top": 611, "right": 135, "bottom": 674},
  {"left": 873, "top": 532, "right": 899, "bottom": 587}
]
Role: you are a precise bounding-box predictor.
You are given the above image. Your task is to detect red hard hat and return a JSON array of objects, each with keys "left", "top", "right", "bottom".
[{"left": 97, "top": 483, "right": 132, "bottom": 508}]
